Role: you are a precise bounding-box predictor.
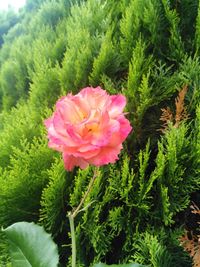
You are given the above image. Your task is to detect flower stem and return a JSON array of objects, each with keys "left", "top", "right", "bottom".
[
  {"left": 68, "top": 168, "right": 99, "bottom": 267},
  {"left": 68, "top": 213, "right": 76, "bottom": 267},
  {"left": 72, "top": 168, "right": 98, "bottom": 218}
]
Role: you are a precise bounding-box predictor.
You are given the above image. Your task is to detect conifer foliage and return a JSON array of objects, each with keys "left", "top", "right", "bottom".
[{"left": 0, "top": 0, "right": 200, "bottom": 266}]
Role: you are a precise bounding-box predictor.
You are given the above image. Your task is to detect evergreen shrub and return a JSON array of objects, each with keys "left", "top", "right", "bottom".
[{"left": 0, "top": 0, "right": 200, "bottom": 266}]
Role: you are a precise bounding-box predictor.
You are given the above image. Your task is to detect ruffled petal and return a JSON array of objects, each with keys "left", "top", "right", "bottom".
[
  {"left": 107, "top": 94, "right": 126, "bottom": 118},
  {"left": 87, "top": 145, "right": 122, "bottom": 166},
  {"left": 56, "top": 96, "right": 85, "bottom": 124},
  {"left": 63, "top": 153, "right": 89, "bottom": 171},
  {"left": 78, "top": 87, "right": 109, "bottom": 109}
]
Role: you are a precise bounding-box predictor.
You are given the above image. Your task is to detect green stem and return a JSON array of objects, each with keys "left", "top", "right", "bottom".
[
  {"left": 68, "top": 212, "right": 76, "bottom": 267},
  {"left": 68, "top": 168, "right": 99, "bottom": 267},
  {"left": 72, "top": 168, "right": 98, "bottom": 218}
]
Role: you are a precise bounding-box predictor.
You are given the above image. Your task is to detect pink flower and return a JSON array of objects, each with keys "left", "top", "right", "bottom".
[{"left": 45, "top": 87, "right": 132, "bottom": 171}]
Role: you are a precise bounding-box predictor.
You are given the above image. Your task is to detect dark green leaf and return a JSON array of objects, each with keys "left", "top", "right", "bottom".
[{"left": 2, "top": 221, "right": 59, "bottom": 267}]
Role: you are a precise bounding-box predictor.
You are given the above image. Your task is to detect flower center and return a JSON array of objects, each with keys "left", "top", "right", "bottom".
[{"left": 85, "top": 122, "right": 98, "bottom": 133}]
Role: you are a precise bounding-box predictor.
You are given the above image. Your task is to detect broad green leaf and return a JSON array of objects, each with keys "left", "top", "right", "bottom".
[
  {"left": 2, "top": 221, "right": 59, "bottom": 267},
  {"left": 94, "top": 263, "right": 147, "bottom": 267}
]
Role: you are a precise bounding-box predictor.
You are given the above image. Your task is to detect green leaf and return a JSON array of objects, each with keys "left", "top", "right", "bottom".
[
  {"left": 2, "top": 221, "right": 59, "bottom": 267},
  {"left": 93, "top": 264, "right": 146, "bottom": 267}
]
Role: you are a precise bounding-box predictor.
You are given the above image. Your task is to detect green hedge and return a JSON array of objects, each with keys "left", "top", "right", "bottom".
[{"left": 0, "top": 0, "right": 200, "bottom": 266}]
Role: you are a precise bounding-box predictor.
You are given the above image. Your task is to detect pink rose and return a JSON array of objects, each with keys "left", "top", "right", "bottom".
[{"left": 45, "top": 87, "right": 132, "bottom": 171}]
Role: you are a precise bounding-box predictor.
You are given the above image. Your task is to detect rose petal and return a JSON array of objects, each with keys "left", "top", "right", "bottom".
[
  {"left": 63, "top": 153, "right": 89, "bottom": 170},
  {"left": 88, "top": 145, "right": 122, "bottom": 166},
  {"left": 56, "top": 97, "right": 85, "bottom": 124},
  {"left": 78, "top": 87, "right": 109, "bottom": 109},
  {"left": 108, "top": 94, "right": 127, "bottom": 118},
  {"left": 91, "top": 119, "right": 120, "bottom": 146}
]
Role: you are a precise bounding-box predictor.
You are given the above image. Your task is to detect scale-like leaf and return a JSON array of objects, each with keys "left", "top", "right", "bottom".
[{"left": 2, "top": 222, "right": 59, "bottom": 267}]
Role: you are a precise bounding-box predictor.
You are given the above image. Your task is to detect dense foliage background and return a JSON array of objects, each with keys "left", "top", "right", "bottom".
[{"left": 0, "top": 0, "right": 200, "bottom": 266}]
